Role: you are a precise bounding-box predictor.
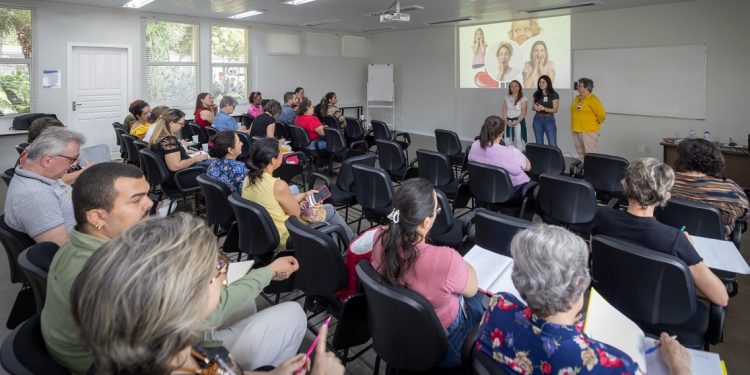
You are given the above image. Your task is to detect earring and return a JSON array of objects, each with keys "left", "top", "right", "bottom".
[
  {"left": 95, "top": 223, "right": 103, "bottom": 231},
  {"left": 222, "top": 279, "right": 228, "bottom": 287}
]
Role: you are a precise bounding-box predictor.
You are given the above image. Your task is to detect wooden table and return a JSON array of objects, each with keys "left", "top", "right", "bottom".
[{"left": 661, "top": 142, "right": 750, "bottom": 189}]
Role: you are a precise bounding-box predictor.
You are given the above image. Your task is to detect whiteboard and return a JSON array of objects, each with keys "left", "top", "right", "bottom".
[
  {"left": 573, "top": 45, "right": 707, "bottom": 119},
  {"left": 367, "top": 64, "right": 394, "bottom": 101}
]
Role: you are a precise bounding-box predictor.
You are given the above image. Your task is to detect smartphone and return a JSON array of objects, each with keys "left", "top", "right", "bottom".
[{"left": 312, "top": 185, "right": 332, "bottom": 203}]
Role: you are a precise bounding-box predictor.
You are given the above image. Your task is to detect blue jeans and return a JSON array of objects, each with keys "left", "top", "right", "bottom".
[
  {"left": 436, "top": 293, "right": 486, "bottom": 368},
  {"left": 532, "top": 114, "right": 557, "bottom": 147},
  {"left": 305, "top": 139, "right": 326, "bottom": 151}
]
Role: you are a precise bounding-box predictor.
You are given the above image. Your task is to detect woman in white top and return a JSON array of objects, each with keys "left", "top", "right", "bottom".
[{"left": 501, "top": 80, "right": 528, "bottom": 151}]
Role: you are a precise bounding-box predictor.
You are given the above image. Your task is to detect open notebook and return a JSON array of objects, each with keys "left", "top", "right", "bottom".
[
  {"left": 227, "top": 260, "right": 255, "bottom": 284},
  {"left": 462, "top": 245, "right": 522, "bottom": 301},
  {"left": 584, "top": 288, "right": 724, "bottom": 375}
]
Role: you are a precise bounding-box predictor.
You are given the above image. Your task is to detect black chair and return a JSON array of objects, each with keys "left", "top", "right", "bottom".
[
  {"left": 139, "top": 149, "right": 203, "bottom": 214},
  {"left": 434, "top": 129, "right": 465, "bottom": 174},
  {"left": 582, "top": 153, "right": 629, "bottom": 206},
  {"left": 235, "top": 131, "right": 253, "bottom": 162},
  {"left": 344, "top": 117, "right": 367, "bottom": 145},
  {"left": 0, "top": 216, "right": 33, "bottom": 286},
  {"left": 524, "top": 143, "right": 566, "bottom": 180},
  {"left": 196, "top": 174, "right": 237, "bottom": 247},
  {"left": 375, "top": 139, "right": 418, "bottom": 184},
  {"left": 324, "top": 128, "right": 367, "bottom": 174},
  {"left": 286, "top": 216, "right": 371, "bottom": 363},
  {"left": 120, "top": 134, "right": 140, "bottom": 166},
  {"left": 206, "top": 126, "right": 219, "bottom": 139},
  {"left": 416, "top": 149, "right": 460, "bottom": 200},
  {"left": 133, "top": 140, "right": 148, "bottom": 151},
  {"left": 17, "top": 242, "right": 59, "bottom": 313},
  {"left": 274, "top": 151, "right": 308, "bottom": 188},
  {"left": 0, "top": 314, "right": 68, "bottom": 375},
  {"left": 321, "top": 114, "right": 340, "bottom": 130},
  {"left": 189, "top": 123, "right": 209, "bottom": 144},
  {"left": 427, "top": 190, "right": 466, "bottom": 250},
  {"left": 114, "top": 128, "right": 128, "bottom": 160},
  {"left": 307, "top": 153, "right": 377, "bottom": 222},
  {"left": 535, "top": 173, "right": 597, "bottom": 234},
  {"left": 314, "top": 103, "right": 323, "bottom": 120},
  {"left": 356, "top": 261, "right": 449, "bottom": 374},
  {"left": 371, "top": 120, "right": 411, "bottom": 155},
  {"left": 14, "top": 143, "right": 27, "bottom": 155},
  {"left": 1, "top": 169, "right": 13, "bottom": 186},
  {"left": 351, "top": 164, "right": 395, "bottom": 232},
  {"left": 469, "top": 208, "right": 532, "bottom": 257},
  {"left": 472, "top": 348, "right": 511, "bottom": 375},
  {"left": 655, "top": 197, "right": 741, "bottom": 296},
  {"left": 240, "top": 114, "right": 254, "bottom": 129},
  {"left": 288, "top": 124, "right": 321, "bottom": 169},
  {"left": 591, "top": 235, "right": 726, "bottom": 350},
  {"left": 181, "top": 119, "right": 195, "bottom": 140},
  {"left": 467, "top": 161, "right": 533, "bottom": 218},
  {"left": 274, "top": 122, "right": 290, "bottom": 140}
]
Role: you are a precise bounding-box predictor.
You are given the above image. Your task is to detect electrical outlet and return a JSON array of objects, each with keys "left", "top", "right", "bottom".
[{"left": 637, "top": 144, "right": 645, "bottom": 153}]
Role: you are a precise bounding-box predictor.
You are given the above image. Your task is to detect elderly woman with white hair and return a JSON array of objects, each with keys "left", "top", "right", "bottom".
[{"left": 475, "top": 224, "right": 692, "bottom": 375}]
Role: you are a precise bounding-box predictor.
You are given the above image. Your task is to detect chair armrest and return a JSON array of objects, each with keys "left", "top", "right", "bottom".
[
  {"left": 731, "top": 217, "right": 747, "bottom": 249},
  {"left": 174, "top": 166, "right": 205, "bottom": 192},
  {"left": 394, "top": 131, "right": 411, "bottom": 146},
  {"left": 318, "top": 223, "right": 352, "bottom": 251},
  {"left": 606, "top": 197, "right": 621, "bottom": 208},
  {"left": 569, "top": 159, "right": 583, "bottom": 177},
  {"left": 349, "top": 140, "right": 368, "bottom": 153},
  {"left": 464, "top": 211, "right": 477, "bottom": 245},
  {"left": 521, "top": 181, "right": 538, "bottom": 198},
  {"left": 308, "top": 172, "right": 331, "bottom": 191},
  {"left": 706, "top": 303, "right": 726, "bottom": 345}
]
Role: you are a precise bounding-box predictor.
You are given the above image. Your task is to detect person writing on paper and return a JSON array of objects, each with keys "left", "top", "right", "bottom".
[
  {"left": 472, "top": 28, "right": 487, "bottom": 69},
  {"left": 476, "top": 224, "right": 693, "bottom": 375},
  {"left": 522, "top": 41, "right": 555, "bottom": 89},
  {"left": 148, "top": 109, "right": 209, "bottom": 191},
  {"left": 590, "top": 158, "right": 729, "bottom": 307},
  {"left": 671, "top": 138, "right": 749, "bottom": 239},
  {"left": 501, "top": 80, "right": 528, "bottom": 150},
  {"left": 370, "top": 178, "right": 483, "bottom": 368},
  {"left": 570, "top": 77, "right": 606, "bottom": 161},
  {"left": 468, "top": 116, "right": 531, "bottom": 197},
  {"left": 71, "top": 214, "right": 342, "bottom": 375},
  {"left": 531, "top": 75, "right": 559, "bottom": 147}
]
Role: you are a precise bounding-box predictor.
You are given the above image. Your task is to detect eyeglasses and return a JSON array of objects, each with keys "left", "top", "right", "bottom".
[
  {"left": 175, "top": 121, "right": 186, "bottom": 126},
  {"left": 55, "top": 154, "right": 80, "bottom": 165}
]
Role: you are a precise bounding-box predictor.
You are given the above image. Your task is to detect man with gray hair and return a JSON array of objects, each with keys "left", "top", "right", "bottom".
[
  {"left": 5, "top": 127, "right": 85, "bottom": 245},
  {"left": 212, "top": 95, "right": 244, "bottom": 132}
]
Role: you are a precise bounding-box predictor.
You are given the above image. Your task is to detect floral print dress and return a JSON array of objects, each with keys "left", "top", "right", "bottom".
[
  {"left": 476, "top": 293, "right": 639, "bottom": 375},
  {"left": 205, "top": 159, "right": 247, "bottom": 193}
]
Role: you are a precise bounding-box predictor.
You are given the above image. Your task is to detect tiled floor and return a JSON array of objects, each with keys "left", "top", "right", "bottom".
[{"left": 1, "top": 134, "right": 748, "bottom": 375}]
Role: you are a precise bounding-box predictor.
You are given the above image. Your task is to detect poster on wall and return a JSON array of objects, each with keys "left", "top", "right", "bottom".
[{"left": 42, "top": 70, "right": 61, "bottom": 89}]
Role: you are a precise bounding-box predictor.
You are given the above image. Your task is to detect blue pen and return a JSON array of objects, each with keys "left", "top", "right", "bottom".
[
  {"left": 680, "top": 226, "right": 686, "bottom": 232},
  {"left": 645, "top": 335, "right": 678, "bottom": 355}
]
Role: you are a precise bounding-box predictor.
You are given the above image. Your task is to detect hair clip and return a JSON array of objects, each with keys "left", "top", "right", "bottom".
[{"left": 387, "top": 208, "right": 400, "bottom": 224}]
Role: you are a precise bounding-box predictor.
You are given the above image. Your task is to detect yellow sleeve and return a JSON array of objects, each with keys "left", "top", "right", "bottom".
[{"left": 592, "top": 96, "right": 606, "bottom": 124}]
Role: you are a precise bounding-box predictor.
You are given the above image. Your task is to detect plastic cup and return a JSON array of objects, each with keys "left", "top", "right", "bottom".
[
  {"left": 201, "top": 144, "right": 208, "bottom": 152},
  {"left": 192, "top": 135, "right": 199, "bottom": 144}
]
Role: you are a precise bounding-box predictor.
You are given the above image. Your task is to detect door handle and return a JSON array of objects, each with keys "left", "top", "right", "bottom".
[{"left": 72, "top": 101, "right": 82, "bottom": 111}]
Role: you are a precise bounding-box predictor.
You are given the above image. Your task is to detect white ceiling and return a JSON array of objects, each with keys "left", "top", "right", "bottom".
[{"left": 40, "top": 0, "right": 697, "bottom": 34}]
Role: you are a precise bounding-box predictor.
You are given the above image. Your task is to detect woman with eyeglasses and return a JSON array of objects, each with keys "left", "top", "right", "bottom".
[
  {"left": 148, "top": 108, "right": 208, "bottom": 190},
  {"left": 570, "top": 77, "right": 606, "bottom": 161},
  {"left": 370, "top": 178, "right": 483, "bottom": 368},
  {"left": 71, "top": 213, "right": 344, "bottom": 375}
]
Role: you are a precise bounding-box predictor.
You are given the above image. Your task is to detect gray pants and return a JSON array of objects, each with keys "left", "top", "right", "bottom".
[{"left": 323, "top": 203, "right": 355, "bottom": 241}]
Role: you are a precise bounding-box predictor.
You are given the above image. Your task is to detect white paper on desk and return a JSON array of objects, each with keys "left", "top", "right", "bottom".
[
  {"left": 463, "top": 246, "right": 521, "bottom": 299},
  {"left": 691, "top": 235, "right": 750, "bottom": 274},
  {"left": 644, "top": 337, "right": 723, "bottom": 375},
  {"left": 584, "top": 288, "right": 649, "bottom": 373},
  {"left": 227, "top": 260, "right": 255, "bottom": 284}
]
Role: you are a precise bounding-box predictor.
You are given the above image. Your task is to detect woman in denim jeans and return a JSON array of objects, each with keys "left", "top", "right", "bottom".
[{"left": 531, "top": 75, "right": 559, "bottom": 147}]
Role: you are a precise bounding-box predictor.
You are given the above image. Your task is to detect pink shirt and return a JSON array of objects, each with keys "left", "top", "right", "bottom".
[
  {"left": 371, "top": 236, "right": 468, "bottom": 329},
  {"left": 468, "top": 139, "right": 530, "bottom": 187},
  {"left": 247, "top": 104, "right": 263, "bottom": 117}
]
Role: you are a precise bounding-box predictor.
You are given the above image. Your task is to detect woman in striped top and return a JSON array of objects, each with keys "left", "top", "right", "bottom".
[{"left": 671, "top": 138, "right": 748, "bottom": 238}]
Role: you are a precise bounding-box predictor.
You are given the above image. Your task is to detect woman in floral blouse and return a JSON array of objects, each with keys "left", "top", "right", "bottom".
[
  {"left": 476, "top": 224, "right": 691, "bottom": 375},
  {"left": 205, "top": 130, "right": 246, "bottom": 192}
]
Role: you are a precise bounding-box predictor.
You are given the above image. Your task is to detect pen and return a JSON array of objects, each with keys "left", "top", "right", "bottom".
[
  {"left": 680, "top": 226, "right": 686, "bottom": 232},
  {"left": 645, "top": 335, "right": 677, "bottom": 355}
]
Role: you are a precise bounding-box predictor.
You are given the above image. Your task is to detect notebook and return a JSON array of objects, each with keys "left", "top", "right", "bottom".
[
  {"left": 462, "top": 245, "right": 522, "bottom": 300},
  {"left": 227, "top": 260, "right": 255, "bottom": 284}
]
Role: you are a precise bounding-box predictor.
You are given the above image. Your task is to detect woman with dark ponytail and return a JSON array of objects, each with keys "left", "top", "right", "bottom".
[
  {"left": 468, "top": 115, "right": 531, "bottom": 197},
  {"left": 242, "top": 138, "right": 354, "bottom": 249},
  {"left": 319, "top": 92, "right": 346, "bottom": 129},
  {"left": 204, "top": 131, "right": 246, "bottom": 192},
  {"left": 370, "top": 178, "right": 482, "bottom": 368}
]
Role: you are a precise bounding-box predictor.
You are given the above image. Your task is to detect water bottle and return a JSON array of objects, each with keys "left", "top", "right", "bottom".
[
  {"left": 703, "top": 130, "right": 711, "bottom": 141},
  {"left": 688, "top": 128, "right": 696, "bottom": 138}
]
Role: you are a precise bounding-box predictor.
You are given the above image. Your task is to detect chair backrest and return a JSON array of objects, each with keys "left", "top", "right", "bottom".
[
  {"left": 536, "top": 173, "right": 597, "bottom": 225},
  {"left": 375, "top": 139, "right": 407, "bottom": 173},
  {"left": 288, "top": 125, "right": 312, "bottom": 149},
  {"left": 196, "top": 174, "right": 235, "bottom": 229},
  {"left": 525, "top": 143, "right": 565, "bottom": 178},
  {"left": 0, "top": 215, "right": 34, "bottom": 284},
  {"left": 467, "top": 161, "right": 514, "bottom": 205},
  {"left": 275, "top": 122, "right": 290, "bottom": 140},
  {"left": 583, "top": 153, "right": 629, "bottom": 196},
  {"left": 79, "top": 144, "right": 112, "bottom": 165},
  {"left": 344, "top": 117, "right": 365, "bottom": 139},
  {"left": 181, "top": 120, "right": 195, "bottom": 140},
  {"left": 139, "top": 148, "right": 169, "bottom": 186},
  {"left": 655, "top": 197, "right": 725, "bottom": 239},
  {"left": 371, "top": 120, "right": 392, "bottom": 140},
  {"left": 286, "top": 216, "right": 347, "bottom": 295},
  {"left": 114, "top": 128, "right": 128, "bottom": 156},
  {"left": 324, "top": 128, "right": 347, "bottom": 154},
  {"left": 351, "top": 164, "right": 395, "bottom": 211},
  {"left": 120, "top": 134, "right": 140, "bottom": 165},
  {"left": 313, "top": 103, "right": 323, "bottom": 120},
  {"left": 336, "top": 153, "right": 377, "bottom": 192},
  {"left": 356, "top": 261, "right": 448, "bottom": 372},
  {"left": 416, "top": 149, "right": 454, "bottom": 188},
  {"left": 18, "top": 242, "right": 59, "bottom": 312},
  {"left": 321, "top": 114, "right": 339, "bottom": 130},
  {"left": 133, "top": 140, "right": 148, "bottom": 151},
  {"left": 434, "top": 129, "right": 462, "bottom": 157},
  {"left": 240, "top": 114, "right": 254, "bottom": 128},
  {"left": 14, "top": 143, "right": 27, "bottom": 155},
  {"left": 227, "top": 192, "right": 280, "bottom": 257},
  {"left": 206, "top": 126, "right": 218, "bottom": 139},
  {"left": 591, "top": 235, "right": 696, "bottom": 325},
  {"left": 189, "top": 123, "right": 209, "bottom": 144},
  {"left": 235, "top": 131, "right": 252, "bottom": 161},
  {"left": 473, "top": 208, "right": 532, "bottom": 257},
  {"left": 427, "top": 189, "right": 456, "bottom": 238},
  {"left": 0, "top": 314, "right": 69, "bottom": 375}
]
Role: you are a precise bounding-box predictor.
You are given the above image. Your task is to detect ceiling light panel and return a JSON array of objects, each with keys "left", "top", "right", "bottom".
[
  {"left": 122, "top": 0, "right": 155, "bottom": 8},
  {"left": 283, "top": 0, "right": 317, "bottom": 5},
  {"left": 229, "top": 10, "right": 265, "bottom": 19}
]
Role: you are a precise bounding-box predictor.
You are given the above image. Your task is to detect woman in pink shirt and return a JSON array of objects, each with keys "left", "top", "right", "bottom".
[
  {"left": 370, "top": 178, "right": 483, "bottom": 368},
  {"left": 247, "top": 91, "right": 264, "bottom": 117},
  {"left": 468, "top": 115, "right": 532, "bottom": 199}
]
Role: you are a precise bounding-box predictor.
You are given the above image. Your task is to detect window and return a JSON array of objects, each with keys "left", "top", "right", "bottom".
[
  {"left": 211, "top": 26, "right": 248, "bottom": 103},
  {"left": 144, "top": 19, "right": 198, "bottom": 107},
  {"left": 0, "top": 7, "right": 32, "bottom": 116}
]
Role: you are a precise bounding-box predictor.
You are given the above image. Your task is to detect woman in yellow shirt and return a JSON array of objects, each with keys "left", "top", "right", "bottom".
[
  {"left": 128, "top": 99, "right": 151, "bottom": 139},
  {"left": 570, "top": 78, "right": 606, "bottom": 161}
]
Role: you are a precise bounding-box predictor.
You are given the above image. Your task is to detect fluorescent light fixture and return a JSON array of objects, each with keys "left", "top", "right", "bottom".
[
  {"left": 283, "top": 0, "right": 316, "bottom": 5},
  {"left": 520, "top": 1, "right": 601, "bottom": 13},
  {"left": 428, "top": 17, "right": 472, "bottom": 25},
  {"left": 300, "top": 18, "right": 341, "bottom": 27},
  {"left": 362, "top": 26, "right": 397, "bottom": 32},
  {"left": 229, "top": 10, "right": 265, "bottom": 19},
  {"left": 123, "top": 0, "right": 155, "bottom": 8}
]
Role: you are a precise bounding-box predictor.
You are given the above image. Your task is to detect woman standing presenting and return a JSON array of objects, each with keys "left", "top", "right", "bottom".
[
  {"left": 570, "top": 77, "right": 605, "bottom": 161},
  {"left": 501, "top": 80, "right": 527, "bottom": 151},
  {"left": 531, "top": 75, "right": 559, "bottom": 146}
]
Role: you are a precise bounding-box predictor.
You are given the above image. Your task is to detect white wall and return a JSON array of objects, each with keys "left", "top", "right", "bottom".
[{"left": 371, "top": 0, "right": 750, "bottom": 161}]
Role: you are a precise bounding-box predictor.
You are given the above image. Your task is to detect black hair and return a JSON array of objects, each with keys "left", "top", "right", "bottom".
[
  {"left": 296, "top": 99, "right": 312, "bottom": 116},
  {"left": 673, "top": 138, "right": 725, "bottom": 176},
  {"left": 245, "top": 137, "right": 280, "bottom": 185},
  {"left": 208, "top": 131, "right": 237, "bottom": 159},
  {"left": 249, "top": 91, "right": 262, "bottom": 105},
  {"left": 283, "top": 91, "right": 295, "bottom": 104},
  {"left": 28, "top": 117, "right": 64, "bottom": 143},
  {"left": 319, "top": 92, "right": 336, "bottom": 119},
  {"left": 294, "top": 87, "right": 304, "bottom": 95},
  {"left": 377, "top": 178, "right": 436, "bottom": 286},
  {"left": 533, "top": 75, "right": 556, "bottom": 103},
  {"left": 479, "top": 115, "right": 504, "bottom": 149},
  {"left": 72, "top": 163, "right": 145, "bottom": 228}
]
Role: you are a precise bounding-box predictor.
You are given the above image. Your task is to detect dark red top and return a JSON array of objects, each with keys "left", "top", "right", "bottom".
[
  {"left": 194, "top": 108, "right": 212, "bottom": 128},
  {"left": 294, "top": 114, "right": 323, "bottom": 141}
]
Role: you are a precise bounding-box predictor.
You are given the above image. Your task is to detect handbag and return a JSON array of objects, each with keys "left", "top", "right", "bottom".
[{"left": 300, "top": 201, "right": 327, "bottom": 224}]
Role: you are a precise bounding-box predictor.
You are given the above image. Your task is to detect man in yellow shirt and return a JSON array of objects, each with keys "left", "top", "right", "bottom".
[{"left": 570, "top": 78, "right": 606, "bottom": 161}]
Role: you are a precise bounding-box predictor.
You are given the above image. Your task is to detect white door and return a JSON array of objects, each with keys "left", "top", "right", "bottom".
[{"left": 69, "top": 46, "right": 129, "bottom": 157}]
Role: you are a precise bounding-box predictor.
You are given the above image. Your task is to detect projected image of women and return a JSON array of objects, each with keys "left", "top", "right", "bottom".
[
  {"left": 471, "top": 28, "right": 488, "bottom": 69},
  {"left": 495, "top": 42, "right": 519, "bottom": 82},
  {"left": 522, "top": 40, "right": 556, "bottom": 89}
]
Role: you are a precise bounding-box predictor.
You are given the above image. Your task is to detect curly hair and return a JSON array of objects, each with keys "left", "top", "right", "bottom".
[{"left": 673, "top": 138, "right": 725, "bottom": 176}]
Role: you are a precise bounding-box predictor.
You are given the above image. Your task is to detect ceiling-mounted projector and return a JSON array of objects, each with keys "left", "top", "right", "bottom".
[{"left": 380, "top": 12, "right": 410, "bottom": 22}]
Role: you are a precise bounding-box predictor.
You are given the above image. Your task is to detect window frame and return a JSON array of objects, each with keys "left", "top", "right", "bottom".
[
  {"left": 0, "top": 5, "right": 34, "bottom": 117},
  {"left": 209, "top": 24, "right": 250, "bottom": 105}
]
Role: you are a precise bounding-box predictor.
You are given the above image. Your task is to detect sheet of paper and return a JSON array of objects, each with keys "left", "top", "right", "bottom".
[
  {"left": 584, "top": 288, "right": 648, "bottom": 373},
  {"left": 691, "top": 235, "right": 750, "bottom": 274},
  {"left": 463, "top": 245, "right": 513, "bottom": 293},
  {"left": 227, "top": 260, "right": 255, "bottom": 284},
  {"left": 644, "top": 337, "right": 723, "bottom": 375}
]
